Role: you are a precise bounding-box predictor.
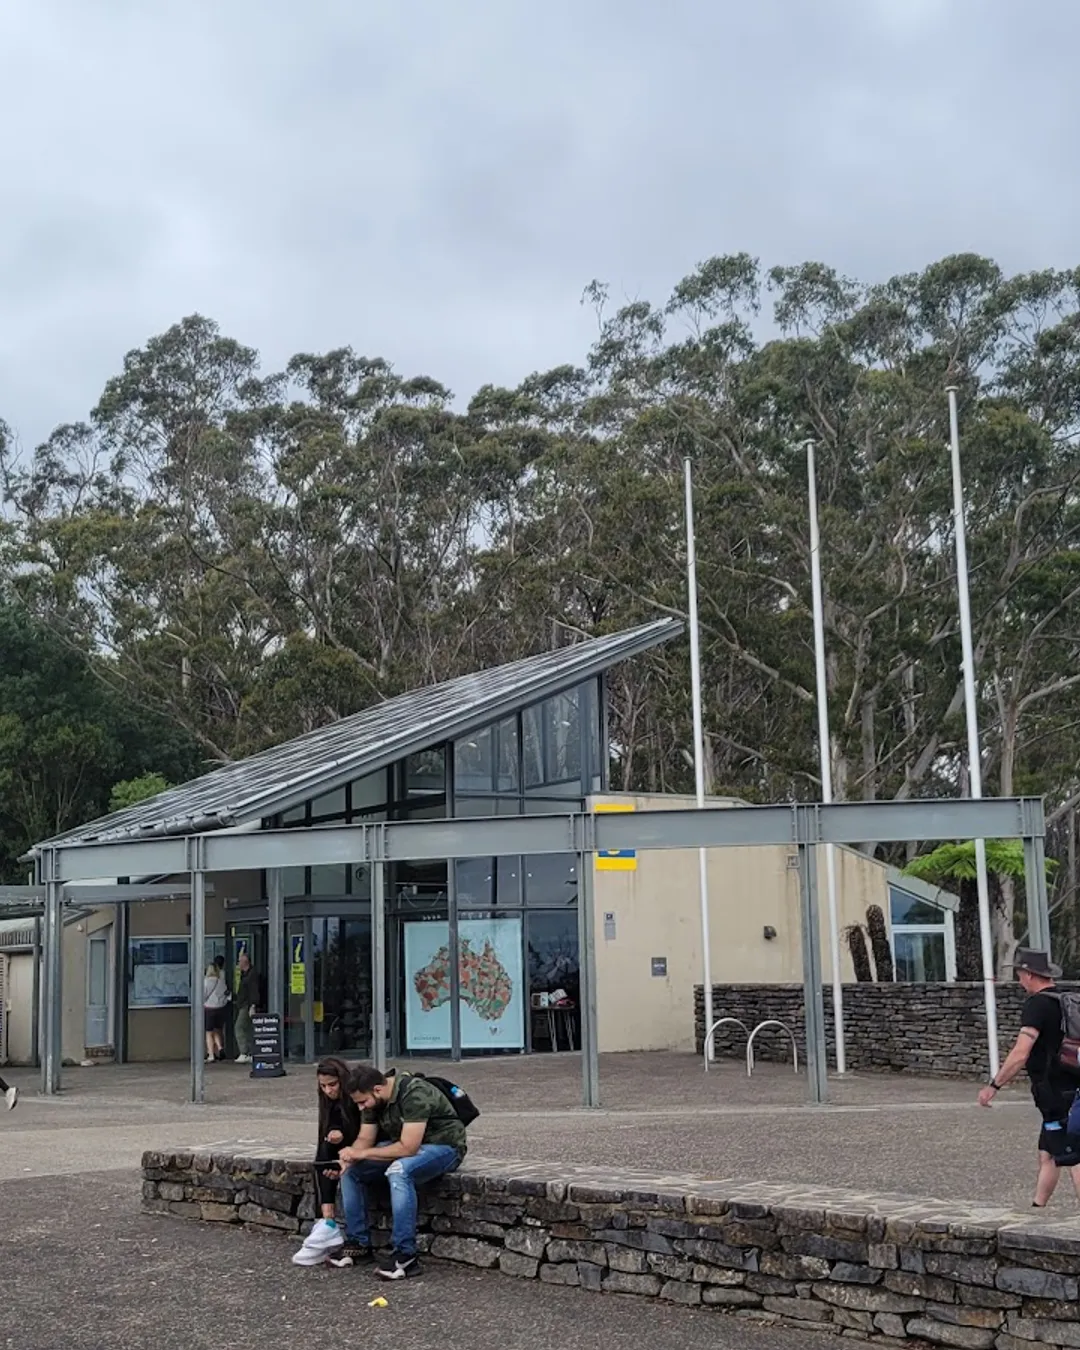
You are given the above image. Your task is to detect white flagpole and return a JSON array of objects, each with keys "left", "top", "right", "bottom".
[
  {"left": 946, "top": 387, "right": 1000, "bottom": 1079},
  {"left": 684, "top": 457, "right": 714, "bottom": 1066},
  {"left": 806, "top": 441, "right": 846, "bottom": 1075}
]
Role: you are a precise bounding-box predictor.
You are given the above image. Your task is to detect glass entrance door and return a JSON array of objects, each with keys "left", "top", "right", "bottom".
[
  {"left": 313, "top": 917, "right": 372, "bottom": 1059},
  {"left": 225, "top": 921, "right": 268, "bottom": 1057}
]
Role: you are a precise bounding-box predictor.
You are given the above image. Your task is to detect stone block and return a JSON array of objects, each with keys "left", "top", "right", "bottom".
[
  {"left": 783, "top": 1234, "right": 870, "bottom": 1264},
  {"left": 886, "top": 1269, "right": 957, "bottom": 1302},
  {"left": 833, "top": 1309, "right": 875, "bottom": 1333},
  {"left": 237, "top": 1204, "right": 298, "bottom": 1232},
  {"left": 691, "top": 1266, "right": 745, "bottom": 1287},
  {"left": 158, "top": 1183, "right": 186, "bottom": 1202},
  {"left": 875, "top": 1313, "right": 908, "bottom": 1338},
  {"left": 167, "top": 1202, "right": 203, "bottom": 1220},
  {"left": 926, "top": 1305, "right": 1005, "bottom": 1330},
  {"left": 547, "top": 1240, "right": 607, "bottom": 1267},
  {"left": 525, "top": 1199, "right": 580, "bottom": 1224},
  {"left": 1006, "top": 1316, "right": 1080, "bottom": 1346},
  {"left": 550, "top": 1223, "right": 590, "bottom": 1241},
  {"left": 244, "top": 1184, "right": 296, "bottom": 1215},
  {"left": 431, "top": 1216, "right": 507, "bottom": 1241},
  {"left": 762, "top": 1252, "right": 831, "bottom": 1281},
  {"left": 505, "top": 1228, "right": 549, "bottom": 1259},
  {"left": 660, "top": 1280, "right": 701, "bottom": 1306},
  {"left": 1023, "top": 1302, "right": 1080, "bottom": 1323},
  {"left": 906, "top": 1318, "right": 997, "bottom": 1349},
  {"left": 702, "top": 1288, "right": 763, "bottom": 1308},
  {"left": 996, "top": 1268, "right": 1078, "bottom": 1301},
  {"left": 607, "top": 1246, "right": 649, "bottom": 1274},
  {"left": 540, "top": 1263, "right": 580, "bottom": 1287},
  {"left": 813, "top": 1283, "right": 923, "bottom": 1315},
  {"left": 999, "top": 1250, "right": 1080, "bottom": 1277},
  {"left": 745, "top": 1274, "right": 795, "bottom": 1296},
  {"left": 869, "top": 1243, "right": 900, "bottom": 1269},
  {"left": 762, "top": 1297, "right": 833, "bottom": 1323},
  {"left": 188, "top": 1186, "right": 238, "bottom": 1205},
  {"left": 921, "top": 1252, "right": 999, "bottom": 1288},
  {"left": 832, "top": 1263, "right": 882, "bottom": 1286},
  {"left": 678, "top": 1238, "right": 758, "bottom": 1271},
  {"left": 430, "top": 1236, "right": 500, "bottom": 1269},
  {"left": 602, "top": 1229, "right": 677, "bottom": 1256},
  {"left": 200, "top": 1203, "right": 239, "bottom": 1224},
  {"left": 498, "top": 1252, "right": 539, "bottom": 1279},
  {"left": 647, "top": 1253, "right": 695, "bottom": 1281},
  {"left": 598, "top": 1267, "right": 662, "bottom": 1298},
  {"left": 961, "top": 1288, "right": 1022, "bottom": 1310},
  {"left": 141, "top": 1181, "right": 158, "bottom": 1202},
  {"left": 577, "top": 1262, "right": 604, "bottom": 1292}
]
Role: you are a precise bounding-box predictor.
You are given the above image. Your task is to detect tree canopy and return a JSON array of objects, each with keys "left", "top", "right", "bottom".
[{"left": 4, "top": 251, "right": 1080, "bottom": 964}]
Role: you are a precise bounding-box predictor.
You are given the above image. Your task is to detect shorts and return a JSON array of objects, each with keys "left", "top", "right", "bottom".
[
  {"left": 1034, "top": 1080, "right": 1077, "bottom": 1161},
  {"left": 204, "top": 1006, "right": 227, "bottom": 1033}
]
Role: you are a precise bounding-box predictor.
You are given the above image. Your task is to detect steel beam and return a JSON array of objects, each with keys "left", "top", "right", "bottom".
[
  {"left": 578, "top": 852, "right": 600, "bottom": 1107},
  {"left": 189, "top": 865, "right": 206, "bottom": 1105},
  {"left": 798, "top": 842, "right": 828, "bottom": 1105},
  {"left": 267, "top": 869, "right": 285, "bottom": 1020},
  {"left": 371, "top": 862, "right": 387, "bottom": 1071}
]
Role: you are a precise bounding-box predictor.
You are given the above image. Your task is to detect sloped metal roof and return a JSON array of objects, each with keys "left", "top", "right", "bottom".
[{"left": 32, "top": 618, "right": 681, "bottom": 854}]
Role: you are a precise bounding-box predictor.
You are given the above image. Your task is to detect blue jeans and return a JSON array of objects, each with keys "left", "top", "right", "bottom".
[{"left": 340, "top": 1144, "right": 461, "bottom": 1256}]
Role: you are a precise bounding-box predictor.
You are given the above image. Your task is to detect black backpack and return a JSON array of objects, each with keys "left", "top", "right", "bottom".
[
  {"left": 405, "top": 1072, "right": 480, "bottom": 1127},
  {"left": 1052, "top": 991, "right": 1080, "bottom": 1079}
]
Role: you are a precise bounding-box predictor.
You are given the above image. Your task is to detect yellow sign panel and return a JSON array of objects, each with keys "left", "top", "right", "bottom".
[
  {"left": 290, "top": 965, "right": 306, "bottom": 995},
  {"left": 595, "top": 801, "right": 636, "bottom": 871}
]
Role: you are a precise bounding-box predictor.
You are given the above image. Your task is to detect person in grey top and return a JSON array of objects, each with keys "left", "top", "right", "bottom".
[{"left": 234, "top": 952, "right": 258, "bottom": 1063}]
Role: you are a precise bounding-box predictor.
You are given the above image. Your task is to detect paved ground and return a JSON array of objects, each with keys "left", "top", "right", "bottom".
[
  {"left": 5, "top": 1051, "right": 1076, "bottom": 1349},
  {"left": 0, "top": 1052, "right": 1070, "bottom": 1210},
  {"left": 1, "top": 1171, "right": 847, "bottom": 1350}
]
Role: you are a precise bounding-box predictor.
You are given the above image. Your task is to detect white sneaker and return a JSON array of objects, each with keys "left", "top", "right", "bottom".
[
  {"left": 4, "top": 1086, "right": 17, "bottom": 1111},
  {"left": 304, "top": 1219, "right": 343, "bottom": 1250},
  {"left": 235, "top": 1054, "right": 252, "bottom": 1063},
  {"left": 205, "top": 1055, "right": 215, "bottom": 1064}
]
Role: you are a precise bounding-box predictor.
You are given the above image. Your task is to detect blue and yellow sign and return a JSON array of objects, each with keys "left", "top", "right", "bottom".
[
  {"left": 595, "top": 801, "right": 637, "bottom": 871},
  {"left": 290, "top": 934, "right": 306, "bottom": 995}
]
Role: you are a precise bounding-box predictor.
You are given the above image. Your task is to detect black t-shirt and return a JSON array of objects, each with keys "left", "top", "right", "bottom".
[{"left": 1022, "top": 990, "right": 1065, "bottom": 1084}]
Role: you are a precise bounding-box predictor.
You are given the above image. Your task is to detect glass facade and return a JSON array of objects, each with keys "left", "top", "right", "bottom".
[
  {"left": 228, "top": 678, "right": 604, "bottom": 1061},
  {"left": 888, "top": 884, "right": 954, "bottom": 983}
]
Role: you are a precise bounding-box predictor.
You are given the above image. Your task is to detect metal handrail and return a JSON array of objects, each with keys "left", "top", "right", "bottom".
[
  {"left": 702, "top": 1017, "right": 750, "bottom": 1072},
  {"left": 746, "top": 1019, "right": 799, "bottom": 1077}
]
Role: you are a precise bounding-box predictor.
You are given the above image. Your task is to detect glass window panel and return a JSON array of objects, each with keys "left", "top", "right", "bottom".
[
  {"left": 528, "top": 910, "right": 580, "bottom": 1052},
  {"left": 522, "top": 704, "right": 544, "bottom": 787},
  {"left": 406, "top": 747, "right": 446, "bottom": 796},
  {"left": 495, "top": 717, "right": 520, "bottom": 792},
  {"left": 351, "top": 770, "right": 389, "bottom": 813},
  {"left": 280, "top": 803, "right": 307, "bottom": 825},
  {"left": 310, "top": 786, "right": 347, "bottom": 820},
  {"left": 544, "top": 689, "right": 581, "bottom": 784},
  {"left": 456, "top": 857, "right": 496, "bottom": 907},
  {"left": 894, "top": 931, "right": 947, "bottom": 982},
  {"left": 524, "top": 853, "right": 578, "bottom": 907},
  {"left": 454, "top": 796, "right": 498, "bottom": 817},
  {"left": 889, "top": 887, "right": 946, "bottom": 926},
  {"left": 455, "top": 726, "right": 494, "bottom": 793},
  {"left": 310, "top": 865, "right": 349, "bottom": 896},
  {"left": 282, "top": 867, "right": 307, "bottom": 897}
]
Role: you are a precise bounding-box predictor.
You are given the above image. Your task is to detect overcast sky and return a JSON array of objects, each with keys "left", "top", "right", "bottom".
[{"left": 1, "top": 0, "right": 1076, "bottom": 451}]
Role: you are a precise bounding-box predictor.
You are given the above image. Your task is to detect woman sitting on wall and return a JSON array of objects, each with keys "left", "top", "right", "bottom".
[{"left": 291, "top": 1058, "right": 361, "bottom": 1265}]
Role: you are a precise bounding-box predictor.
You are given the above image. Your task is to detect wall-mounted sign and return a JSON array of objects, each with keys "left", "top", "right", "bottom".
[
  {"left": 595, "top": 801, "right": 637, "bottom": 871},
  {"left": 603, "top": 912, "right": 617, "bottom": 940},
  {"left": 290, "top": 933, "right": 305, "bottom": 995},
  {"left": 250, "top": 1013, "right": 286, "bottom": 1079},
  {"left": 651, "top": 957, "right": 668, "bottom": 978},
  {"left": 404, "top": 917, "right": 524, "bottom": 1051}
]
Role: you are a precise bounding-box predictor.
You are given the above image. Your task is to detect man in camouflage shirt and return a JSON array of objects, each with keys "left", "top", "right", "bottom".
[{"left": 330, "top": 1065, "right": 466, "bottom": 1280}]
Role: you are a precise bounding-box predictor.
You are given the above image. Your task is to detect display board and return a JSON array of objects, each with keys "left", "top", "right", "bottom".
[{"left": 403, "top": 917, "right": 524, "bottom": 1051}]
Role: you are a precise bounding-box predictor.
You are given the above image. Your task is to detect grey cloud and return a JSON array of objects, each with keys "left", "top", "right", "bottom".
[{"left": 1, "top": 0, "right": 1077, "bottom": 447}]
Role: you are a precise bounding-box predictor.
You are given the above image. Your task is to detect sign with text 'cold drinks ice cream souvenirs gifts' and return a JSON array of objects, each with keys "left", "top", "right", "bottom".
[{"left": 403, "top": 917, "right": 524, "bottom": 1052}]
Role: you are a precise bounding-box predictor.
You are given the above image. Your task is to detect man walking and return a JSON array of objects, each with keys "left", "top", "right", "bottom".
[
  {"left": 233, "top": 951, "right": 258, "bottom": 1064},
  {"left": 330, "top": 1066, "right": 466, "bottom": 1280},
  {"left": 978, "top": 948, "right": 1080, "bottom": 1207}
]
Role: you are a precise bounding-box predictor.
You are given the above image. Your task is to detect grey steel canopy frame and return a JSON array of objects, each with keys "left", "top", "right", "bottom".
[{"left": 33, "top": 795, "right": 1049, "bottom": 1110}]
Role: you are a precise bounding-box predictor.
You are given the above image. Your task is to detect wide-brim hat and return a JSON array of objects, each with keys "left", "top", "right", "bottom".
[{"left": 1009, "top": 948, "right": 1063, "bottom": 979}]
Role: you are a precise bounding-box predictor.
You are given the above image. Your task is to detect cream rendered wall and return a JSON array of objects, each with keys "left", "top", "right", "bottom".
[
  {"left": 590, "top": 793, "right": 890, "bottom": 1053},
  {"left": 4, "top": 950, "right": 35, "bottom": 1064}
]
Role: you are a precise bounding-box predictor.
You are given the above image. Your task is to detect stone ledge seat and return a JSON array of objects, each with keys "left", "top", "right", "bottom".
[{"left": 142, "top": 1147, "right": 1080, "bottom": 1347}]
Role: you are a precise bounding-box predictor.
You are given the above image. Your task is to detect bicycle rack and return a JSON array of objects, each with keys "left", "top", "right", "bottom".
[
  {"left": 746, "top": 1019, "right": 799, "bottom": 1077},
  {"left": 702, "top": 1017, "right": 750, "bottom": 1072}
]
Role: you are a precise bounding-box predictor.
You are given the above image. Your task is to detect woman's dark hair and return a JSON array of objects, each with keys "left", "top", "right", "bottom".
[
  {"left": 345, "top": 1064, "right": 388, "bottom": 1097},
  {"left": 316, "top": 1057, "right": 359, "bottom": 1138}
]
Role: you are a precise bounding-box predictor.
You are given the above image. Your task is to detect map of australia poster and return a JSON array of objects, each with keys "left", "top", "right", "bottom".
[{"left": 403, "top": 918, "right": 524, "bottom": 1051}]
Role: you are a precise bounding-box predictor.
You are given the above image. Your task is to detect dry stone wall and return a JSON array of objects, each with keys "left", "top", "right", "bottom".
[
  {"left": 693, "top": 983, "right": 1080, "bottom": 1078},
  {"left": 144, "top": 1147, "right": 1080, "bottom": 1346}
]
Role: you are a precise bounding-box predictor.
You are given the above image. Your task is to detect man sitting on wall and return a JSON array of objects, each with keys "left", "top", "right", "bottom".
[{"left": 328, "top": 1065, "right": 466, "bottom": 1280}]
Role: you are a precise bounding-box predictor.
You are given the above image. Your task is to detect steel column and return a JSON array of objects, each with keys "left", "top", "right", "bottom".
[
  {"left": 189, "top": 866, "right": 206, "bottom": 1104},
  {"left": 578, "top": 852, "right": 601, "bottom": 1108},
  {"left": 114, "top": 900, "right": 129, "bottom": 1064},
  {"left": 267, "top": 868, "right": 285, "bottom": 1020},
  {"left": 31, "top": 914, "right": 41, "bottom": 1070},
  {"left": 371, "top": 862, "right": 387, "bottom": 1071},
  {"left": 303, "top": 915, "right": 315, "bottom": 1064},
  {"left": 797, "top": 840, "right": 828, "bottom": 1106},
  {"left": 41, "top": 860, "right": 63, "bottom": 1096}
]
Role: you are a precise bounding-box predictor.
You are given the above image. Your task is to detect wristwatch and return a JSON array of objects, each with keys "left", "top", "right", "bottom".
[{"left": 988, "top": 1079, "right": 1000, "bottom": 1091}]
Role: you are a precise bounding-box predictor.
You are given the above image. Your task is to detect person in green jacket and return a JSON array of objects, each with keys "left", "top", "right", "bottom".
[
  {"left": 234, "top": 952, "right": 258, "bottom": 1063},
  {"left": 330, "top": 1066, "right": 466, "bottom": 1280}
]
